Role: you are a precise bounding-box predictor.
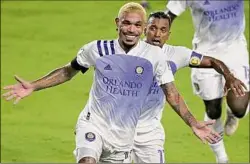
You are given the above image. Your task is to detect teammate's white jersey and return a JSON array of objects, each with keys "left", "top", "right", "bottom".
[
  {"left": 136, "top": 44, "right": 203, "bottom": 130},
  {"left": 167, "top": 0, "right": 246, "bottom": 51},
  {"left": 75, "top": 39, "right": 174, "bottom": 150}
]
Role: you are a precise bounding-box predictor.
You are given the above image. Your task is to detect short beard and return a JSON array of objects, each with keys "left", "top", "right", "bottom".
[{"left": 119, "top": 39, "right": 136, "bottom": 53}]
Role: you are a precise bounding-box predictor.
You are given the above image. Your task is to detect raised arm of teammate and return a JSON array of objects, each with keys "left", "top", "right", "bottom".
[{"left": 190, "top": 56, "right": 247, "bottom": 97}]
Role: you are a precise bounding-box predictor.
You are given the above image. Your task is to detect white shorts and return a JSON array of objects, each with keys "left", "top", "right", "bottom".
[
  {"left": 132, "top": 122, "right": 165, "bottom": 163},
  {"left": 74, "top": 117, "right": 131, "bottom": 163},
  {"left": 191, "top": 39, "right": 249, "bottom": 100}
]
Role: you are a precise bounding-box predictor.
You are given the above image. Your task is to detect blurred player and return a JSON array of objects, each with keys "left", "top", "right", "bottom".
[
  {"left": 3, "top": 2, "right": 220, "bottom": 164},
  {"left": 140, "top": 0, "right": 150, "bottom": 10},
  {"left": 132, "top": 11, "right": 246, "bottom": 163},
  {"left": 165, "top": 0, "right": 250, "bottom": 163}
]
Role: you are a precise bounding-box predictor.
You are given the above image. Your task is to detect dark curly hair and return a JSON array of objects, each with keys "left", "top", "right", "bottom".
[{"left": 148, "top": 11, "right": 172, "bottom": 28}]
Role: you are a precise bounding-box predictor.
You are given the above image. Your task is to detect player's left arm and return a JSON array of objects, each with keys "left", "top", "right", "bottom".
[
  {"left": 160, "top": 82, "right": 197, "bottom": 127},
  {"left": 190, "top": 55, "right": 247, "bottom": 96},
  {"left": 155, "top": 48, "right": 219, "bottom": 144},
  {"left": 160, "top": 82, "right": 220, "bottom": 144}
]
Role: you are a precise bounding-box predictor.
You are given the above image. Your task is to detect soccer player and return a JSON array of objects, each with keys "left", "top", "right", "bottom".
[
  {"left": 132, "top": 11, "right": 247, "bottom": 163},
  {"left": 140, "top": 0, "right": 150, "bottom": 10},
  {"left": 3, "top": 2, "right": 220, "bottom": 164},
  {"left": 165, "top": 0, "right": 250, "bottom": 163}
]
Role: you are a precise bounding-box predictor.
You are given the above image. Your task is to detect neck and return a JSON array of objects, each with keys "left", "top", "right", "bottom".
[{"left": 118, "top": 39, "right": 137, "bottom": 53}]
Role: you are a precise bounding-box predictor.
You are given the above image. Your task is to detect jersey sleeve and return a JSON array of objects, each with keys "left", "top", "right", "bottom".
[
  {"left": 75, "top": 41, "right": 97, "bottom": 68},
  {"left": 155, "top": 49, "right": 175, "bottom": 85},
  {"left": 171, "top": 46, "right": 193, "bottom": 70},
  {"left": 166, "top": 0, "right": 188, "bottom": 16},
  {"left": 168, "top": 46, "right": 204, "bottom": 69}
]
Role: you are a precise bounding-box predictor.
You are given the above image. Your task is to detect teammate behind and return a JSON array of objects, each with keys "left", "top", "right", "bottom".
[{"left": 132, "top": 11, "right": 247, "bottom": 163}]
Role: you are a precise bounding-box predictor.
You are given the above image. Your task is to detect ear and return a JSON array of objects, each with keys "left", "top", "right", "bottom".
[
  {"left": 115, "top": 17, "right": 119, "bottom": 28},
  {"left": 167, "top": 31, "right": 171, "bottom": 40},
  {"left": 144, "top": 27, "right": 147, "bottom": 36}
]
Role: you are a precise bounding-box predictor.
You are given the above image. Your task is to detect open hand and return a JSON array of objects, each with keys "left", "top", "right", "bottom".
[
  {"left": 2, "top": 75, "right": 34, "bottom": 104},
  {"left": 191, "top": 120, "right": 220, "bottom": 144},
  {"left": 224, "top": 75, "right": 247, "bottom": 97}
]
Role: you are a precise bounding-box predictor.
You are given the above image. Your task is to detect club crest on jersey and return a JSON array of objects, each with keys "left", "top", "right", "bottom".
[
  {"left": 190, "top": 56, "right": 201, "bottom": 66},
  {"left": 85, "top": 132, "right": 95, "bottom": 142},
  {"left": 203, "top": 0, "right": 210, "bottom": 5},
  {"left": 135, "top": 66, "right": 144, "bottom": 75}
]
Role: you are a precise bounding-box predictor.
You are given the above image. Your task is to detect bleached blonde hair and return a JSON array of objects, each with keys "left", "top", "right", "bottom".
[{"left": 118, "top": 2, "right": 147, "bottom": 23}]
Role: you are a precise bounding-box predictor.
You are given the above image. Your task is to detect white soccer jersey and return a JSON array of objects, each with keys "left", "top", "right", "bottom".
[
  {"left": 136, "top": 44, "right": 203, "bottom": 130},
  {"left": 167, "top": 0, "right": 245, "bottom": 50},
  {"left": 75, "top": 39, "right": 174, "bottom": 150}
]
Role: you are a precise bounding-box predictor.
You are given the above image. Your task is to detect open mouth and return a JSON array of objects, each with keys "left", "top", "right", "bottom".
[{"left": 152, "top": 40, "right": 161, "bottom": 45}]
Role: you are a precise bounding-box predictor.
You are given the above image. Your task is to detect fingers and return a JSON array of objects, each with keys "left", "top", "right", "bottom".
[
  {"left": 237, "top": 81, "right": 247, "bottom": 96},
  {"left": 193, "top": 123, "right": 221, "bottom": 144},
  {"left": 2, "top": 90, "right": 21, "bottom": 104},
  {"left": 212, "top": 131, "right": 221, "bottom": 139},
  {"left": 240, "top": 81, "right": 248, "bottom": 90},
  {"left": 204, "top": 119, "right": 215, "bottom": 126},
  {"left": 2, "top": 91, "right": 22, "bottom": 104},
  {"left": 2, "top": 90, "right": 15, "bottom": 98},
  {"left": 229, "top": 79, "right": 247, "bottom": 97},
  {"left": 231, "top": 85, "right": 244, "bottom": 97},
  {"left": 3, "top": 75, "right": 24, "bottom": 90},
  {"left": 203, "top": 131, "right": 220, "bottom": 144},
  {"left": 209, "top": 131, "right": 220, "bottom": 142},
  {"left": 5, "top": 94, "right": 17, "bottom": 101},
  {"left": 3, "top": 85, "right": 15, "bottom": 90},
  {"left": 235, "top": 82, "right": 245, "bottom": 96},
  {"left": 14, "top": 75, "right": 26, "bottom": 84},
  {"left": 230, "top": 86, "right": 239, "bottom": 97},
  {"left": 205, "top": 136, "right": 214, "bottom": 144},
  {"left": 14, "top": 97, "right": 22, "bottom": 105}
]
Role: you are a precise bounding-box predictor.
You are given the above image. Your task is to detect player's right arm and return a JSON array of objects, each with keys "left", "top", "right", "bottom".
[
  {"left": 2, "top": 41, "right": 96, "bottom": 104},
  {"left": 165, "top": 0, "right": 187, "bottom": 23},
  {"left": 2, "top": 64, "right": 80, "bottom": 104}
]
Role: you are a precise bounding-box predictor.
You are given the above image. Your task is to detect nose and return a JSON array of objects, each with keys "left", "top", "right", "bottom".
[
  {"left": 155, "top": 30, "right": 161, "bottom": 37},
  {"left": 127, "top": 24, "right": 137, "bottom": 33}
]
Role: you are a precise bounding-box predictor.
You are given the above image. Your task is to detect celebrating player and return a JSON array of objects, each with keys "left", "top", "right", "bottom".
[
  {"left": 3, "top": 2, "right": 220, "bottom": 164},
  {"left": 165, "top": 0, "right": 250, "bottom": 163}
]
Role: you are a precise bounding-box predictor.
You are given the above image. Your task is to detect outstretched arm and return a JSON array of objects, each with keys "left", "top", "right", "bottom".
[
  {"left": 161, "top": 82, "right": 220, "bottom": 143},
  {"left": 31, "top": 63, "right": 79, "bottom": 91},
  {"left": 194, "top": 56, "right": 247, "bottom": 96},
  {"left": 2, "top": 62, "right": 82, "bottom": 104},
  {"left": 198, "top": 56, "right": 231, "bottom": 76}
]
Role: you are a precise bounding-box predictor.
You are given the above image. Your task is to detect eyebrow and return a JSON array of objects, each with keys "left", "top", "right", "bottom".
[
  {"left": 122, "top": 19, "right": 143, "bottom": 24},
  {"left": 149, "top": 24, "right": 168, "bottom": 28}
]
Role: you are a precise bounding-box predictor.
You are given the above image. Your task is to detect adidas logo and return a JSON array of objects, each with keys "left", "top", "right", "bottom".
[{"left": 104, "top": 64, "right": 112, "bottom": 70}]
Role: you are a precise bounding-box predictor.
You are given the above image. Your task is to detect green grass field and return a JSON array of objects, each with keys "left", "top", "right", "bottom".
[{"left": 1, "top": 1, "right": 249, "bottom": 163}]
